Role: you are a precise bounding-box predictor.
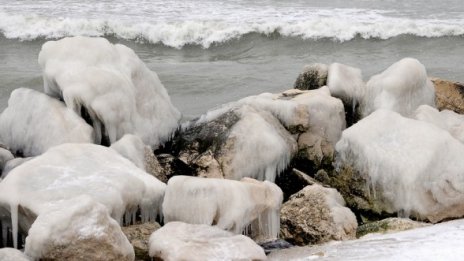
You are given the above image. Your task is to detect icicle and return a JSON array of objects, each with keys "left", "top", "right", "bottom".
[{"left": 11, "top": 204, "right": 18, "bottom": 249}]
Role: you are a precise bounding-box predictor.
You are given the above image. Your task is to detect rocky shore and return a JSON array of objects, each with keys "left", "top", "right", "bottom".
[{"left": 1, "top": 36, "right": 464, "bottom": 260}]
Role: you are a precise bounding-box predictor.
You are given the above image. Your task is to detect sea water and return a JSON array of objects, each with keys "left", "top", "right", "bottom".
[{"left": 1, "top": 0, "right": 464, "bottom": 119}]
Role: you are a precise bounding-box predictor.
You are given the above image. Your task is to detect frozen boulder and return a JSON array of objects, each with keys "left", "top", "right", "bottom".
[
  {"left": 38, "top": 36, "right": 181, "bottom": 148},
  {"left": 363, "top": 58, "right": 435, "bottom": 117},
  {"left": 432, "top": 77, "right": 464, "bottom": 114},
  {"left": 149, "top": 222, "right": 266, "bottom": 261},
  {"left": 173, "top": 105, "right": 297, "bottom": 181},
  {"left": 414, "top": 105, "right": 464, "bottom": 143},
  {"left": 294, "top": 63, "right": 328, "bottom": 90},
  {"left": 335, "top": 109, "right": 464, "bottom": 222},
  {"left": 280, "top": 184, "right": 357, "bottom": 246},
  {"left": 24, "top": 196, "right": 134, "bottom": 261},
  {"left": 1, "top": 157, "right": 32, "bottom": 179},
  {"left": 0, "top": 248, "right": 30, "bottom": 261},
  {"left": 122, "top": 222, "right": 160, "bottom": 261},
  {"left": 0, "top": 88, "right": 93, "bottom": 157},
  {"left": 0, "top": 143, "right": 166, "bottom": 248},
  {"left": 327, "top": 63, "right": 365, "bottom": 126},
  {"left": 162, "top": 175, "right": 283, "bottom": 240},
  {"left": 111, "top": 134, "right": 147, "bottom": 171}
]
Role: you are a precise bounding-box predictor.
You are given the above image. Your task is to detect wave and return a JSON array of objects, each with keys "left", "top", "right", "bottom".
[{"left": 1, "top": 11, "right": 464, "bottom": 48}]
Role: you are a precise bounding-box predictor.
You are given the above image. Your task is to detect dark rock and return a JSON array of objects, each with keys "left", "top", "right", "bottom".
[
  {"left": 294, "top": 64, "right": 328, "bottom": 90},
  {"left": 259, "top": 239, "right": 293, "bottom": 255}
]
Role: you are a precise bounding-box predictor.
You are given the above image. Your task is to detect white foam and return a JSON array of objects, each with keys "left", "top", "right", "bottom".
[{"left": 1, "top": 6, "right": 464, "bottom": 48}]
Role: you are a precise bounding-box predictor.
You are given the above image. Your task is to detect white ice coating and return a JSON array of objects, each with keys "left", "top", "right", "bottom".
[
  {"left": 0, "top": 147, "right": 14, "bottom": 174},
  {"left": 0, "top": 143, "right": 166, "bottom": 248},
  {"left": 38, "top": 36, "right": 181, "bottom": 148},
  {"left": 0, "top": 248, "right": 31, "bottom": 261},
  {"left": 110, "top": 134, "right": 147, "bottom": 171},
  {"left": 162, "top": 176, "right": 283, "bottom": 239},
  {"left": 195, "top": 87, "right": 344, "bottom": 145},
  {"left": 1, "top": 157, "right": 32, "bottom": 179},
  {"left": 224, "top": 106, "right": 295, "bottom": 181},
  {"left": 336, "top": 109, "right": 464, "bottom": 222},
  {"left": 0, "top": 88, "right": 93, "bottom": 156},
  {"left": 362, "top": 58, "right": 435, "bottom": 117},
  {"left": 414, "top": 105, "right": 464, "bottom": 143},
  {"left": 268, "top": 219, "right": 464, "bottom": 261},
  {"left": 24, "top": 196, "right": 134, "bottom": 261},
  {"left": 149, "top": 222, "right": 266, "bottom": 261},
  {"left": 327, "top": 62, "right": 365, "bottom": 105}
]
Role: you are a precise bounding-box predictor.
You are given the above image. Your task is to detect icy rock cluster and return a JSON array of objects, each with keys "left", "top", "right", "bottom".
[
  {"left": 0, "top": 143, "right": 166, "bottom": 253},
  {"left": 171, "top": 86, "right": 345, "bottom": 182},
  {"left": 149, "top": 222, "right": 267, "bottom": 261},
  {"left": 163, "top": 176, "right": 283, "bottom": 240},
  {"left": 39, "top": 36, "right": 181, "bottom": 148}
]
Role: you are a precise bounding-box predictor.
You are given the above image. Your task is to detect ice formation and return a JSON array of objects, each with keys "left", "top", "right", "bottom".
[
  {"left": 25, "top": 196, "right": 134, "bottom": 261},
  {"left": 0, "top": 147, "right": 14, "bottom": 174},
  {"left": 0, "top": 248, "right": 31, "bottom": 261},
  {"left": 1, "top": 158, "right": 32, "bottom": 179},
  {"left": 149, "top": 222, "right": 266, "bottom": 261},
  {"left": 336, "top": 109, "right": 464, "bottom": 222},
  {"left": 0, "top": 88, "right": 93, "bottom": 156},
  {"left": 38, "top": 36, "right": 181, "bottom": 148},
  {"left": 362, "top": 58, "right": 435, "bottom": 117},
  {"left": 0, "top": 143, "right": 166, "bottom": 248},
  {"left": 269, "top": 219, "right": 464, "bottom": 261},
  {"left": 110, "top": 134, "right": 147, "bottom": 171},
  {"left": 327, "top": 63, "right": 365, "bottom": 105},
  {"left": 162, "top": 176, "right": 283, "bottom": 239},
  {"left": 414, "top": 105, "right": 464, "bottom": 143}
]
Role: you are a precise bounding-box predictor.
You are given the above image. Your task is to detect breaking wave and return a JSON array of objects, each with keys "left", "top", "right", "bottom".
[{"left": 1, "top": 11, "right": 464, "bottom": 48}]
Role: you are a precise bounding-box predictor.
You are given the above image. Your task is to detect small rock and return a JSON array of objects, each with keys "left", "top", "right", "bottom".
[
  {"left": 294, "top": 63, "right": 328, "bottom": 90},
  {"left": 259, "top": 239, "right": 293, "bottom": 255},
  {"left": 357, "top": 218, "right": 429, "bottom": 238},
  {"left": 431, "top": 77, "right": 464, "bottom": 114},
  {"left": 280, "top": 184, "right": 357, "bottom": 246},
  {"left": 122, "top": 222, "right": 161, "bottom": 261}
]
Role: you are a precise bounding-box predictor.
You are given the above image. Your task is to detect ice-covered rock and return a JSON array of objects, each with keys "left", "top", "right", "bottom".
[
  {"left": 38, "top": 36, "right": 181, "bottom": 148},
  {"left": 24, "top": 196, "right": 134, "bottom": 261},
  {"left": 0, "top": 143, "right": 166, "bottom": 248},
  {"left": 356, "top": 218, "right": 429, "bottom": 238},
  {"left": 414, "top": 105, "right": 464, "bottom": 143},
  {"left": 0, "top": 88, "right": 93, "bottom": 157},
  {"left": 0, "top": 248, "right": 30, "bottom": 261},
  {"left": 327, "top": 63, "right": 365, "bottom": 126},
  {"left": 335, "top": 109, "right": 464, "bottom": 222},
  {"left": 280, "top": 184, "right": 357, "bottom": 246},
  {"left": 163, "top": 176, "right": 283, "bottom": 240},
  {"left": 148, "top": 222, "right": 266, "bottom": 261},
  {"left": 122, "top": 222, "right": 160, "bottom": 261},
  {"left": 362, "top": 58, "right": 435, "bottom": 117},
  {"left": 432, "top": 77, "right": 464, "bottom": 114},
  {"left": 269, "top": 219, "right": 464, "bottom": 261},
  {"left": 294, "top": 63, "right": 328, "bottom": 90},
  {"left": 1, "top": 157, "right": 32, "bottom": 179},
  {"left": 111, "top": 134, "right": 147, "bottom": 171},
  {"left": 0, "top": 147, "right": 14, "bottom": 174}
]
